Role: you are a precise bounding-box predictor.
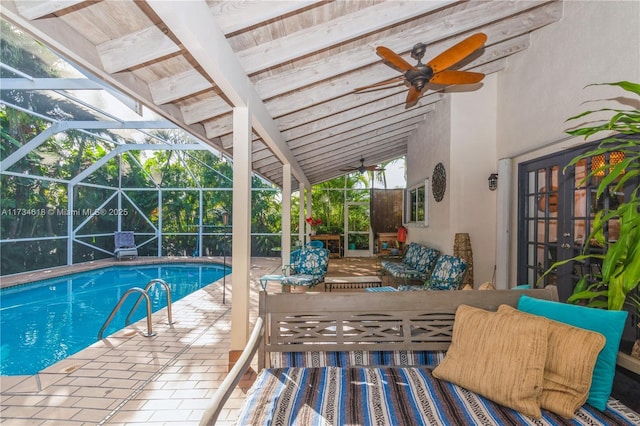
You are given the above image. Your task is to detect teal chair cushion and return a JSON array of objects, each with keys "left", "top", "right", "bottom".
[
  {"left": 402, "top": 243, "right": 423, "bottom": 267},
  {"left": 281, "top": 274, "right": 324, "bottom": 287},
  {"left": 282, "top": 247, "right": 330, "bottom": 289},
  {"left": 307, "top": 240, "right": 324, "bottom": 248},
  {"left": 424, "top": 255, "right": 467, "bottom": 290},
  {"left": 293, "top": 247, "right": 329, "bottom": 275},
  {"left": 413, "top": 246, "right": 441, "bottom": 274}
]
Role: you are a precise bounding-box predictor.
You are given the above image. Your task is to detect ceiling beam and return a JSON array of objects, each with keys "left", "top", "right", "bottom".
[
  {"left": 282, "top": 94, "right": 441, "bottom": 141},
  {"left": 292, "top": 117, "right": 425, "bottom": 161},
  {"left": 181, "top": 1, "right": 561, "bottom": 125},
  {"left": 253, "top": 0, "right": 551, "bottom": 100},
  {"left": 236, "top": 0, "right": 457, "bottom": 75},
  {"left": 303, "top": 138, "right": 410, "bottom": 173},
  {"left": 146, "top": 0, "right": 309, "bottom": 188},
  {"left": 148, "top": 70, "right": 212, "bottom": 105},
  {"left": 191, "top": 51, "right": 504, "bottom": 136},
  {"left": 14, "top": 0, "right": 85, "bottom": 19},
  {"left": 96, "top": 25, "right": 181, "bottom": 73},
  {"left": 265, "top": 140, "right": 409, "bottom": 184},
  {"left": 209, "top": 0, "right": 324, "bottom": 35},
  {"left": 219, "top": 102, "right": 434, "bottom": 150},
  {"left": 288, "top": 105, "right": 434, "bottom": 151}
]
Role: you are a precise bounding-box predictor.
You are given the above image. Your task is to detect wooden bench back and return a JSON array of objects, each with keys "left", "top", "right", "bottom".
[{"left": 258, "top": 287, "right": 558, "bottom": 369}]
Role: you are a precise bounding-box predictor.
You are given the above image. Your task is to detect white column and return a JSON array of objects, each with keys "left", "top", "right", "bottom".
[
  {"left": 282, "top": 164, "right": 292, "bottom": 266},
  {"left": 298, "top": 183, "right": 306, "bottom": 246},
  {"left": 305, "top": 187, "right": 313, "bottom": 244},
  {"left": 495, "top": 158, "right": 512, "bottom": 289},
  {"left": 230, "top": 107, "right": 251, "bottom": 352}
]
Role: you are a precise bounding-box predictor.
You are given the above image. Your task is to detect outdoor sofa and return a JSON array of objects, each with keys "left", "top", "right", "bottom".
[{"left": 200, "top": 288, "right": 639, "bottom": 425}]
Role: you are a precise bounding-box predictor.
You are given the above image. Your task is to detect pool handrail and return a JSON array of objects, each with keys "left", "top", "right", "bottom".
[
  {"left": 98, "top": 287, "right": 155, "bottom": 340},
  {"left": 125, "top": 279, "right": 174, "bottom": 327}
]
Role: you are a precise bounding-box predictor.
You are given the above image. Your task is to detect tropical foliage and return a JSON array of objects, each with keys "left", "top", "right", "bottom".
[
  {"left": 545, "top": 82, "right": 640, "bottom": 312},
  {"left": 1, "top": 23, "right": 387, "bottom": 275}
]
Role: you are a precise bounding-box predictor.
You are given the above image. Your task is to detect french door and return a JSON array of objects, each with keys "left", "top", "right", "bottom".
[
  {"left": 517, "top": 142, "right": 633, "bottom": 301},
  {"left": 345, "top": 202, "right": 372, "bottom": 257}
]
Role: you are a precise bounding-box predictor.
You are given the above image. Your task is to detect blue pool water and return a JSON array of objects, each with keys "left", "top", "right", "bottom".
[{"left": 0, "top": 263, "right": 228, "bottom": 376}]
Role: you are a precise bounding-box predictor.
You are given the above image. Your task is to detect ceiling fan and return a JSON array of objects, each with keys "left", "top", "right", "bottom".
[
  {"left": 355, "top": 33, "right": 487, "bottom": 108},
  {"left": 341, "top": 158, "right": 385, "bottom": 174}
]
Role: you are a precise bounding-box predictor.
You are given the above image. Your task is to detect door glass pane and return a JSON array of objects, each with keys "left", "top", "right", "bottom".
[
  {"left": 347, "top": 204, "right": 370, "bottom": 251},
  {"left": 527, "top": 219, "right": 535, "bottom": 240},
  {"left": 537, "top": 168, "right": 546, "bottom": 190},
  {"left": 348, "top": 205, "right": 368, "bottom": 232},
  {"left": 575, "top": 159, "right": 587, "bottom": 188},
  {"left": 548, "top": 219, "right": 557, "bottom": 245},
  {"left": 537, "top": 220, "right": 546, "bottom": 241},
  {"left": 527, "top": 195, "right": 536, "bottom": 218},
  {"left": 528, "top": 171, "right": 535, "bottom": 193},
  {"left": 574, "top": 219, "right": 587, "bottom": 246}
]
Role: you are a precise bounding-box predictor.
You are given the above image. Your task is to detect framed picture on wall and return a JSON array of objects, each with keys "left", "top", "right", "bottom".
[{"left": 404, "top": 178, "right": 429, "bottom": 227}]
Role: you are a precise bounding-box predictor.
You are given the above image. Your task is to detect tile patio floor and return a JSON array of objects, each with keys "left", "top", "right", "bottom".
[
  {"left": 0, "top": 257, "right": 286, "bottom": 425},
  {"left": 0, "top": 256, "right": 386, "bottom": 425}
]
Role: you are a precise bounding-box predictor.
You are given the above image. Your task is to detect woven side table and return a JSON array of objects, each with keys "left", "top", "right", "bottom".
[{"left": 453, "top": 233, "right": 473, "bottom": 288}]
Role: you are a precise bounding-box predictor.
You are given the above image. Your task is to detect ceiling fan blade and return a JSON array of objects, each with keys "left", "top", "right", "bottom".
[
  {"left": 426, "top": 33, "right": 487, "bottom": 73},
  {"left": 376, "top": 46, "right": 416, "bottom": 72},
  {"left": 365, "top": 165, "right": 385, "bottom": 172},
  {"left": 430, "top": 70, "right": 485, "bottom": 85},
  {"left": 405, "top": 86, "right": 422, "bottom": 109},
  {"left": 354, "top": 76, "right": 405, "bottom": 92}
]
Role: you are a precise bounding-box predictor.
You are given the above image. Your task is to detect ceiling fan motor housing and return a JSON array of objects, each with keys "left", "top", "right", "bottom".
[{"left": 405, "top": 65, "right": 434, "bottom": 91}]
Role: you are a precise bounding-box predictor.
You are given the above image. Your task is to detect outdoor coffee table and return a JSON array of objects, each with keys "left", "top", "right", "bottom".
[{"left": 324, "top": 276, "right": 382, "bottom": 292}]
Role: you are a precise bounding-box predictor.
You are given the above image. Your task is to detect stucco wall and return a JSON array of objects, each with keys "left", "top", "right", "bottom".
[
  {"left": 406, "top": 75, "right": 498, "bottom": 287},
  {"left": 406, "top": 95, "right": 451, "bottom": 253},
  {"left": 450, "top": 73, "right": 498, "bottom": 286},
  {"left": 497, "top": 0, "right": 640, "bottom": 285}
]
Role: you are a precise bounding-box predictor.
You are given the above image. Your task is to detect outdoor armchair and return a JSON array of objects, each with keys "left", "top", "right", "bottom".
[{"left": 281, "top": 246, "right": 330, "bottom": 291}]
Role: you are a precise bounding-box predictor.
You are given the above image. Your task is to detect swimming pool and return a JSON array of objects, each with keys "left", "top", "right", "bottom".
[{"left": 0, "top": 263, "right": 228, "bottom": 376}]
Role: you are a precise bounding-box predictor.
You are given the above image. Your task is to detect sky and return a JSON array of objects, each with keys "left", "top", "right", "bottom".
[{"left": 373, "top": 158, "right": 406, "bottom": 189}]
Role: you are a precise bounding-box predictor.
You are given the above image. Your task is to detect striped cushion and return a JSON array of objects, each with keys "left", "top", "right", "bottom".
[
  {"left": 270, "top": 350, "right": 447, "bottom": 368},
  {"left": 236, "top": 366, "right": 640, "bottom": 425}
]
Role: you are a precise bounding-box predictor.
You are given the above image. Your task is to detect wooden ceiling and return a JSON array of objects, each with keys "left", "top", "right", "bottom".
[{"left": 1, "top": 0, "right": 563, "bottom": 188}]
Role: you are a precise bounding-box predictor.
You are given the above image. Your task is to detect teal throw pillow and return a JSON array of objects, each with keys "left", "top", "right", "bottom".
[{"left": 517, "top": 295, "right": 627, "bottom": 411}]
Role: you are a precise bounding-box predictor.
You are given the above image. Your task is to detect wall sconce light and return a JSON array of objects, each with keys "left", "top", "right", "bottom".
[{"left": 488, "top": 173, "right": 498, "bottom": 191}]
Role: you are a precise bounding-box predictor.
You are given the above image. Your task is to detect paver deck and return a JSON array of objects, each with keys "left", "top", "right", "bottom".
[{"left": 0, "top": 256, "right": 283, "bottom": 425}]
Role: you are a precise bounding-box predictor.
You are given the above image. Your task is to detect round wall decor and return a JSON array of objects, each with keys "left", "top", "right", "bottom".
[{"left": 432, "top": 162, "right": 446, "bottom": 202}]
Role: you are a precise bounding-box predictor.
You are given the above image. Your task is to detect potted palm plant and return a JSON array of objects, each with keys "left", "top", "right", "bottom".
[{"left": 542, "top": 81, "right": 639, "bottom": 360}]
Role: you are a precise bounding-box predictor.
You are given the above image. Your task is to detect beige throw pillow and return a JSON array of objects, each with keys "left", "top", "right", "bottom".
[
  {"left": 432, "top": 304, "right": 547, "bottom": 419},
  {"left": 498, "top": 305, "right": 605, "bottom": 418}
]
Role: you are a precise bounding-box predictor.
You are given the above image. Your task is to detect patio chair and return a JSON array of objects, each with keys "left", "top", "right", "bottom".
[
  {"left": 307, "top": 240, "right": 324, "bottom": 248},
  {"left": 368, "top": 254, "right": 467, "bottom": 292},
  {"left": 280, "top": 246, "right": 330, "bottom": 292},
  {"left": 114, "top": 231, "right": 138, "bottom": 260},
  {"left": 418, "top": 254, "right": 468, "bottom": 290}
]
